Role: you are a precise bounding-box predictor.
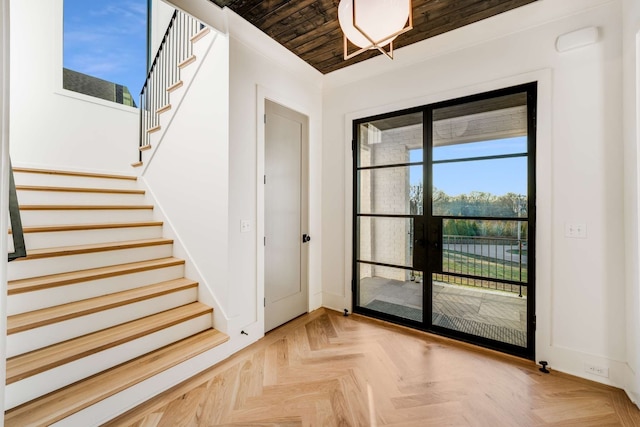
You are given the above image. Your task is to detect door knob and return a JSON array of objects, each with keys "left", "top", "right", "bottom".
[{"left": 302, "top": 234, "right": 311, "bottom": 243}]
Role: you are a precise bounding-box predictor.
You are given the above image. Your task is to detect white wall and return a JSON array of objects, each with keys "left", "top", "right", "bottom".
[
  {"left": 226, "top": 10, "right": 324, "bottom": 332},
  {"left": 149, "top": 0, "right": 323, "bottom": 342},
  {"left": 322, "top": 0, "right": 632, "bottom": 391},
  {"left": 623, "top": 0, "right": 640, "bottom": 404},
  {"left": 9, "top": 0, "right": 138, "bottom": 174},
  {"left": 141, "top": 25, "right": 231, "bottom": 333}
]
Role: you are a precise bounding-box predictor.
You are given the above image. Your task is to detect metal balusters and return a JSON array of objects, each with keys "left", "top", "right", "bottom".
[
  {"left": 436, "top": 234, "right": 527, "bottom": 295},
  {"left": 139, "top": 11, "right": 205, "bottom": 157}
]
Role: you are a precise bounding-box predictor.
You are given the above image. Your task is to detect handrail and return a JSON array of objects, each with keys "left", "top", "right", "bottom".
[
  {"left": 139, "top": 10, "right": 205, "bottom": 159},
  {"left": 8, "top": 160, "right": 26, "bottom": 261},
  {"left": 142, "top": 10, "right": 178, "bottom": 93}
]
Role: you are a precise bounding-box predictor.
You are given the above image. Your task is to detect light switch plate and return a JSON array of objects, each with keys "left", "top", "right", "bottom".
[{"left": 565, "top": 223, "right": 587, "bottom": 238}]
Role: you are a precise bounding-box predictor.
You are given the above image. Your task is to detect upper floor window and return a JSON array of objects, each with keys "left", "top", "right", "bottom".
[{"left": 63, "top": 0, "right": 147, "bottom": 107}]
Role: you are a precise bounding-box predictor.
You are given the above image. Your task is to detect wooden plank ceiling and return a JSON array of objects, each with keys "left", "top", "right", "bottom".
[{"left": 209, "top": 0, "right": 537, "bottom": 74}]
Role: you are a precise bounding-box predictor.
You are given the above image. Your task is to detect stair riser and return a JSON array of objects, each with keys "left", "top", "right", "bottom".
[
  {"left": 5, "top": 313, "right": 212, "bottom": 410},
  {"left": 19, "top": 209, "right": 155, "bottom": 226},
  {"left": 13, "top": 226, "right": 164, "bottom": 250},
  {"left": 13, "top": 172, "right": 139, "bottom": 191},
  {"left": 6, "top": 287, "right": 199, "bottom": 358},
  {"left": 8, "top": 244, "right": 173, "bottom": 281},
  {"left": 7, "top": 264, "right": 185, "bottom": 315},
  {"left": 15, "top": 191, "right": 147, "bottom": 205}
]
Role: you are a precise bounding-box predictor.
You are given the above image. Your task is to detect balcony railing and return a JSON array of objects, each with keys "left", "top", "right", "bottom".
[
  {"left": 139, "top": 10, "right": 204, "bottom": 158},
  {"left": 432, "top": 234, "right": 527, "bottom": 296}
]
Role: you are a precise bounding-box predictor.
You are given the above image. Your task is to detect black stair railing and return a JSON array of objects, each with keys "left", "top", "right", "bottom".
[
  {"left": 139, "top": 10, "right": 205, "bottom": 159},
  {"left": 8, "top": 160, "right": 26, "bottom": 262}
]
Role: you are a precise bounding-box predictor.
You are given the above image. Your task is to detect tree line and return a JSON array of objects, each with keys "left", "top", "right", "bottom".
[{"left": 409, "top": 183, "right": 528, "bottom": 239}]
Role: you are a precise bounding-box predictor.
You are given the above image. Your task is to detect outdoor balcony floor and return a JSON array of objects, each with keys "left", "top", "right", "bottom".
[{"left": 360, "top": 277, "right": 528, "bottom": 347}]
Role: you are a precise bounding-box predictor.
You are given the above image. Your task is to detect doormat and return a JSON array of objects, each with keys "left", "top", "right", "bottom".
[
  {"left": 432, "top": 312, "right": 527, "bottom": 347},
  {"left": 366, "top": 299, "right": 526, "bottom": 347},
  {"left": 365, "top": 299, "right": 423, "bottom": 322}
]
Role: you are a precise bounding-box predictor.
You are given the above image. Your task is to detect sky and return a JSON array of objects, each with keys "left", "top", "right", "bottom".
[
  {"left": 409, "top": 137, "right": 528, "bottom": 196},
  {"left": 63, "top": 0, "right": 147, "bottom": 97}
]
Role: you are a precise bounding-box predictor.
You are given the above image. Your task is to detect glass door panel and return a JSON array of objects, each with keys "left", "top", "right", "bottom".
[
  {"left": 355, "top": 111, "right": 424, "bottom": 323},
  {"left": 358, "top": 165, "right": 423, "bottom": 215},
  {"left": 430, "top": 91, "right": 531, "bottom": 351}
]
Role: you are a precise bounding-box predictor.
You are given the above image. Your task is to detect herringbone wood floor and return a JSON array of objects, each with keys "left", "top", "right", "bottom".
[{"left": 107, "top": 308, "right": 640, "bottom": 426}]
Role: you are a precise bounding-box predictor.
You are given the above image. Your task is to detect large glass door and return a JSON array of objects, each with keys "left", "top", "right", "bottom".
[{"left": 353, "top": 84, "right": 536, "bottom": 359}]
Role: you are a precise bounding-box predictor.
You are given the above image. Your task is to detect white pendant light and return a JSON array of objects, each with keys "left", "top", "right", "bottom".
[{"left": 338, "top": 0, "right": 413, "bottom": 60}]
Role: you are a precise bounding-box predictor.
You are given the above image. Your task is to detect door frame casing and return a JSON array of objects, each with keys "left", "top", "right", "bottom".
[
  {"left": 257, "top": 86, "right": 311, "bottom": 332},
  {"left": 343, "top": 70, "right": 553, "bottom": 361}
]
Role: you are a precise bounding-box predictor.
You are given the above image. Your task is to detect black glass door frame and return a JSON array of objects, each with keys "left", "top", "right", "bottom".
[{"left": 352, "top": 83, "right": 537, "bottom": 360}]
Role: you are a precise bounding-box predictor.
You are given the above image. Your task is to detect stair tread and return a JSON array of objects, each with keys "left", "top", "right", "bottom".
[
  {"left": 15, "top": 185, "right": 145, "bottom": 194},
  {"left": 7, "top": 278, "right": 199, "bottom": 335},
  {"left": 191, "top": 26, "right": 210, "bottom": 43},
  {"left": 6, "top": 301, "right": 210, "bottom": 384},
  {"left": 8, "top": 257, "right": 185, "bottom": 295},
  {"left": 15, "top": 238, "right": 173, "bottom": 261},
  {"left": 4, "top": 328, "right": 228, "bottom": 426},
  {"left": 10, "top": 221, "right": 164, "bottom": 234},
  {"left": 19, "top": 204, "right": 154, "bottom": 210},
  {"left": 12, "top": 167, "right": 137, "bottom": 181}
]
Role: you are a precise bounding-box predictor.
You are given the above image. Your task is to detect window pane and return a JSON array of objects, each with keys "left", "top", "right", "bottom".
[
  {"left": 433, "top": 156, "right": 527, "bottom": 217},
  {"left": 358, "top": 217, "right": 414, "bottom": 268},
  {"left": 358, "top": 112, "right": 422, "bottom": 168},
  {"left": 358, "top": 165, "right": 423, "bottom": 215},
  {"left": 63, "top": 0, "right": 146, "bottom": 106},
  {"left": 438, "top": 219, "right": 528, "bottom": 283},
  {"left": 433, "top": 92, "right": 527, "bottom": 151},
  {"left": 432, "top": 273, "right": 527, "bottom": 347}
]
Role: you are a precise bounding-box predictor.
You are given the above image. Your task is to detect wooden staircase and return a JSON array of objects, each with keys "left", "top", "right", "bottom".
[{"left": 4, "top": 167, "right": 229, "bottom": 426}]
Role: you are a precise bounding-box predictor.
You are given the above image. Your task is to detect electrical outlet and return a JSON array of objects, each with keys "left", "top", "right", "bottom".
[
  {"left": 565, "top": 223, "right": 587, "bottom": 239},
  {"left": 584, "top": 363, "right": 609, "bottom": 378},
  {"left": 240, "top": 220, "right": 251, "bottom": 233}
]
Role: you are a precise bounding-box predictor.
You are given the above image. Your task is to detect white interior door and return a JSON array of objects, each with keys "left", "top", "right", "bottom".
[{"left": 264, "top": 100, "right": 309, "bottom": 332}]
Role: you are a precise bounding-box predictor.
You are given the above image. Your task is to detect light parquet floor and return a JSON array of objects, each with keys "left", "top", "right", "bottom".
[{"left": 107, "top": 308, "right": 640, "bottom": 427}]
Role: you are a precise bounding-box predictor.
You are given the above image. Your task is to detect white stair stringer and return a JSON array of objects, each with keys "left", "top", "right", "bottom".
[{"left": 141, "top": 28, "right": 216, "bottom": 168}]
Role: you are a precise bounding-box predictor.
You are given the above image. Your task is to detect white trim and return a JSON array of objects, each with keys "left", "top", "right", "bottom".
[
  {"left": 140, "top": 31, "right": 219, "bottom": 175},
  {"left": 54, "top": 88, "right": 140, "bottom": 114},
  {"left": 257, "top": 86, "right": 266, "bottom": 331}
]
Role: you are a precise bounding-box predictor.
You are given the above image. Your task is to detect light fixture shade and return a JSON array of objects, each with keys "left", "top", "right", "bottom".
[{"left": 338, "top": 0, "right": 411, "bottom": 49}]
